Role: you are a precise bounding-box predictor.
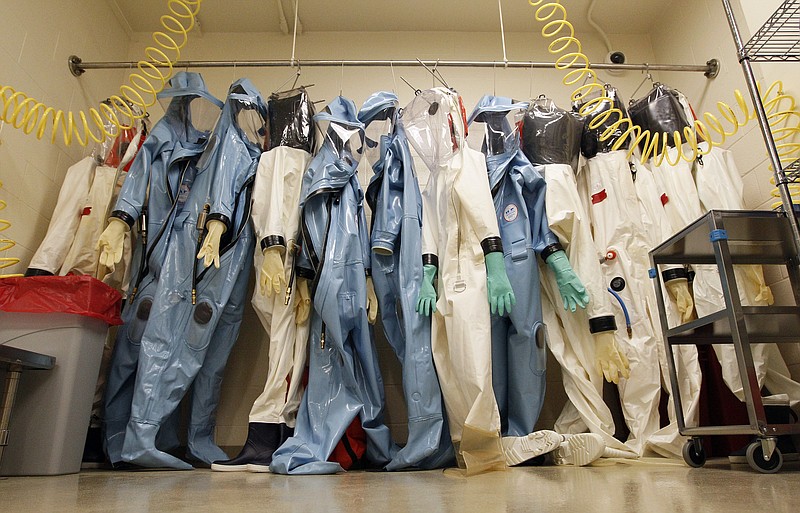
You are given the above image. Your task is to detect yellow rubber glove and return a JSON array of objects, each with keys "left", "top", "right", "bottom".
[
  {"left": 97, "top": 218, "right": 130, "bottom": 268},
  {"left": 295, "top": 278, "right": 312, "bottom": 325},
  {"left": 259, "top": 246, "right": 285, "bottom": 297},
  {"left": 594, "top": 331, "right": 630, "bottom": 384},
  {"left": 197, "top": 219, "right": 226, "bottom": 269},
  {"left": 742, "top": 265, "right": 775, "bottom": 305},
  {"left": 665, "top": 278, "right": 694, "bottom": 324},
  {"left": 366, "top": 276, "right": 378, "bottom": 324}
]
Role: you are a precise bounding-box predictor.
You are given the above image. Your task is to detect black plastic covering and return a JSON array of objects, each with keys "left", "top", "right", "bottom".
[
  {"left": 522, "top": 97, "right": 584, "bottom": 173},
  {"left": 628, "top": 83, "right": 690, "bottom": 150},
  {"left": 266, "top": 87, "right": 316, "bottom": 152},
  {"left": 574, "top": 85, "right": 631, "bottom": 158}
]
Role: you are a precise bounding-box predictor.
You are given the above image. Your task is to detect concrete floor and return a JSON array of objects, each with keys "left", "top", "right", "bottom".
[{"left": 1, "top": 459, "right": 798, "bottom": 513}]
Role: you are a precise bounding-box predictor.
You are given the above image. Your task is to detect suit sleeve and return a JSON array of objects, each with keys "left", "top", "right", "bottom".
[
  {"left": 544, "top": 164, "right": 614, "bottom": 321},
  {"left": 456, "top": 149, "right": 501, "bottom": 249},
  {"left": 371, "top": 148, "right": 405, "bottom": 255},
  {"left": 207, "top": 127, "right": 254, "bottom": 231},
  {"left": 111, "top": 137, "right": 158, "bottom": 226}
]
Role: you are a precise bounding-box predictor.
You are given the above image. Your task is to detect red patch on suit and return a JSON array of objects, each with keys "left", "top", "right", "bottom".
[{"left": 591, "top": 189, "right": 607, "bottom": 204}]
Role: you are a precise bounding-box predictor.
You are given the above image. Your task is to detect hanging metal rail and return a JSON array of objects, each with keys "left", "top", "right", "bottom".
[{"left": 68, "top": 55, "right": 720, "bottom": 78}]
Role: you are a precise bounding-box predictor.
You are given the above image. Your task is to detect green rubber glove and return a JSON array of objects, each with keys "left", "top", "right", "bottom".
[
  {"left": 485, "top": 252, "right": 516, "bottom": 316},
  {"left": 416, "top": 264, "right": 438, "bottom": 316},
  {"left": 546, "top": 250, "right": 589, "bottom": 312}
]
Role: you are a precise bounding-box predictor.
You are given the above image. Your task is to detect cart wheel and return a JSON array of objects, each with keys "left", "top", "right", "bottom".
[
  {"left": 746, "top": 441, "right": 783, "bottom": 474},
  {"left": 682, "top": 439, "right": 706, "bottom": 468}
]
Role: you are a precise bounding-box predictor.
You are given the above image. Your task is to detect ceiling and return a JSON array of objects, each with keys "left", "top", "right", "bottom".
[{"left": 109, "top": 0, "right": 663, "bottom": 35}]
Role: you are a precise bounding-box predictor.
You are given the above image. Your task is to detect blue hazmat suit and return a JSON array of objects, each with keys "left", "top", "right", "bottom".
[
  {"left": 117, "top": 78, "right": 265, "bottom": 469},
  {"left": 468, "top": 95, "right": 559, "bottom": 437},
  {"left": 103, "top": 72, "right": 223, "bottom": 465},
  {"left": 270, "top": 97, "right": 398, "bottom": 474},
  {"left": 359, "top": 91, "right": 454, "bottom": 470}
]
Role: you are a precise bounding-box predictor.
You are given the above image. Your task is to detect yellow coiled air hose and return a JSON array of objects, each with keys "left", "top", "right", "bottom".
[
  {"left": 0, "top": 0, "right": 202, "bottom": 148},
  {"left": 0, "top": 180, "right": 22, "bottom": 278},
  {"left": 527, "top": 0, "right": 800, "bottom": 184}
]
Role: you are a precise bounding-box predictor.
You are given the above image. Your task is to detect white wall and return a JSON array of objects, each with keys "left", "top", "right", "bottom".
[
  {"left": 124, "top": 27, "right": 660, "bottom": 447},
  {"left": 649, "top": 0, "right": 800, "bottom": 380},
  {"left": 0, "top": 0, "right": 129, "bottom": 277}
]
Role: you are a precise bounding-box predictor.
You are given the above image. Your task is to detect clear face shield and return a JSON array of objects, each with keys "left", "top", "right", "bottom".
[
  {"left": 574, "top": 85, "right": 630, "bottom": 155},
  {"left": 402, "top": 89, "right": 457, "bottom": 171},
  {"left": 318, "top": 118, "right": 364, "bottom": 166},
  {"left": 629, "top": 83, "right": 690, "bottom": 149},
  {"left": 363, "top": 108, "right": 395, "bottom": 168},
  {"left": 229, "top": 94, "right": 268, "bottom": 150},
  {"left": 473, "top": 109, "right": 523, "bottom": 157},
  {"left": 523, "top": 97, "right": 584, "bottom": 170},
  {"left": 158, "top": 95, "right": 221, "bottom": 142},
  {"left": 267, "top": 88, "right": 316, "bottom": 152}
]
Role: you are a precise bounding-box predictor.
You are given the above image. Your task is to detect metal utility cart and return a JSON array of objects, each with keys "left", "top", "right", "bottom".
[
  {"left": 650, "top": 210, "right": 800, "bottom": 473},
  {"left": 648, "top": 0, "right": 800, "bottom": 474}
]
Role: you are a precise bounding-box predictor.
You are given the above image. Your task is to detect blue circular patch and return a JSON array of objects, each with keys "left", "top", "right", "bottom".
[{"left": 503, "top": 204, "right": 518, "bottom": 222}]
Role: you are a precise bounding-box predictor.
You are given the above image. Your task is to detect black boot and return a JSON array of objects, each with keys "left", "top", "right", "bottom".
[
  {"left": 82, "top": 426, "right": 107, "bottom": 466},
  {"left": 210, "top": 423, "right": 293, "bottom": 472}
]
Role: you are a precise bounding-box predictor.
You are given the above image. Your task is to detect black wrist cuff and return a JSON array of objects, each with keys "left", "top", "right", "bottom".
[
  {"left": 24, "top": 268, "right": 54, "bottom": 277},
  {"left": 589, "top": 315, "right": 617, "bottom": 334},
  {"left": 260, "top": 235, "right": 286, "bottom": 253},
  {"left": 662, "top": 268, "right": 689, "bottom": 283},
  {"left": 296, "top": 266, "right": 315, "bottom": 280},
  {"left": 206, "top": 213, "right": 231, "bottom": 232},
  {"left": 480, "top": 236, "right": 504, "bottom": 256},
  {"left": 110, "top": 210, "right": 136, "bottom": 228},
  {"left": 541, "top": 243, "right": 564, "bottom": 263},
  {"left": 422, "top": 254, "right": 439, "bottom": 267}
]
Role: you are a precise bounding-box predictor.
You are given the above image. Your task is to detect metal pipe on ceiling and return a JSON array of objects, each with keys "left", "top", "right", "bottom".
[{"left": 68, "top": 55, "right": 720, "bottom": 78}]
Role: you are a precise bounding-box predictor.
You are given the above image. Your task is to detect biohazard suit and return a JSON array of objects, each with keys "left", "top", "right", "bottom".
[
  {"left": 106, "top": 77, "right": 265, "bottom": 469},
  {"left": 627, "top": 154, "right": 703, "bottom": 459},
  {"left": 469, "top": 94, "right": 590, "bottom": 437},
  {"left": 521, "top": 97, "right": 640, "bottom": 457},
  {"left": 402, "top": 87, "right": 514, "bottom": 474},
  {"left": 270, "top": 97, "right": 398, "bottom": 475},
  {"left": 579, "top": 86, "right": 697, "bottom": 458},
  {"left": 360, "top": 91, "right": 454, "bottom": 470},
  {"left": 100, "top": 72, "right": 223, "bottom": 466},
  {"left": 212, "top": 87, "right": 316, "bottom": 472}
]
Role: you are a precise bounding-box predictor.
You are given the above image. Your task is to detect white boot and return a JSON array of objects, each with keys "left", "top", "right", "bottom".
[
  {"left": 553, "top": 433, "right": 606, "bottom": 466},
  {"left": 502, "top": 430, "right": 563, "bottom": 466}
]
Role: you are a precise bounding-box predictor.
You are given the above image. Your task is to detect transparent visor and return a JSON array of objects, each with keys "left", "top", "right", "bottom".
[
  {"left": 402, "top": 90, "right": 456, "bottom": 171},
  {"left": 158, "top": 95, "right": 221, "bottom": 139},
  {"left": 472, "top": 109, "right": 523, "bottom": 156},
  {"left": 317, "top": 119, "right": 364, "bottom": 164},
  {"left": 629, "top": 84, "right": 690, "bottom": 138},
  {"left": 363, "top": 113, "right": 394, "bottom": 167},
  {"left": 234, "top": 101, "right": 268, "bottom": 150}
]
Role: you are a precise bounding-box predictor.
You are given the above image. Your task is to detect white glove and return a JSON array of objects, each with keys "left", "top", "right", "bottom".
[
  {"left": 259, "top": 246, "right": 285, "bottom": 297},
  {"left": 197, "top": 220, "right": 226, "bottom": 269},
  {"left": 594, "top": 331, "right": 630, "bottom": 384},
  {"left": 366, "top": 276, "right": 378, "bottom": 325},
  {"left": 295, "top": 278, "right": 312, "bottom": 325},
  {"left": 665, "top": 278, "right": 694, "bottom": 324},
  {"left": 97, "top": 218, "right": 130, "bottom": 268}
]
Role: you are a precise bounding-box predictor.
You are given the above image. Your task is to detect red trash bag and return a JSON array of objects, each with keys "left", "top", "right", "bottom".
[
  {"left": 297, "top": 367, "right": 368, "bottom": 470},
  {"left": 0, "top": 275, "right": 123, "bottom": 325},
  {"left": 328, "top": 416, "right": 367, "bottom": 470}
]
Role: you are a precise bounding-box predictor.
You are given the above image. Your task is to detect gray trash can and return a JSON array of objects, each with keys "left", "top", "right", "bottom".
[{"left": 0, "top": 312, "right": 108, "bottom": 475}]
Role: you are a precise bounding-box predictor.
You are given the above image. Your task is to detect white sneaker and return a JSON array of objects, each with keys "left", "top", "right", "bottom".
[
  {"left": 554, "top": 433, "right": 605, "bottom": 466},
  {"left": 502, "top": 430, "right": 563, "bottom": 466}
]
